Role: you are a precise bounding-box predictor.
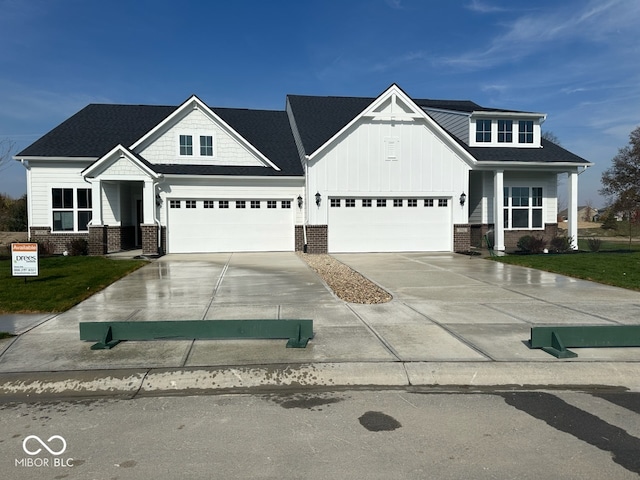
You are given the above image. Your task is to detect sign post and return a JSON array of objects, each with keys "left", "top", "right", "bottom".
[{"left": 11, "top": 243, "right": 39, "bottom": 279}]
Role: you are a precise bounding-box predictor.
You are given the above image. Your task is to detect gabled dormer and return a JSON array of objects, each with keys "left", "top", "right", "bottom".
[{"left": 469, "top": 111, "right": 546, "bottom": 148}]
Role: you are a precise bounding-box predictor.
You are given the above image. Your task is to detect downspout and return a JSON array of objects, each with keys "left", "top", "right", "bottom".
[
  {"left": 20, "top": 159, "right": 32, "bottom": 239},
  {"left": 303, "top": 154, "right": 310, "bottom": 253},
  {"left": 154, "top": 176, "right": 164, "bottom": 255}
]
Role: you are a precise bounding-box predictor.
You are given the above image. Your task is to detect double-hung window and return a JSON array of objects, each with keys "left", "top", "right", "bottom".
[
  {"left": 200, "top": 136, "right": 213, "bottom": 156},
  {"left": 179, "top": 135, "right": 193, "bottom": 155},
  {"left": 518, "top": 121, "right": 534, "bottom": 144},
  {"left": 503, "top": 187, "right": 543, "bottom": 229},
  {"left": 476, "top": 119, "right": 491, "bottom": 143},
  {"left": 498, "top": 120, "right": 513, "bottom": 143},
  {"left": 52, "top": 188, "right": 92, "bottom": 231}
]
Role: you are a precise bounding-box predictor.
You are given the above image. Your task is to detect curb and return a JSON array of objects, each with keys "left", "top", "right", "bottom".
[{"left": 1, "top": 362, "right": 639, "bottom": 400}]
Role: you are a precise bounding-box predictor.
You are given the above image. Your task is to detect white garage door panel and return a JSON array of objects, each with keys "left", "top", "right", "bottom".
[
  {"left": 329, "top": 199, "right": 451, "bottom": 252},
  {"left": 168, "top": 200, "right": 293, "bottom": 253}
]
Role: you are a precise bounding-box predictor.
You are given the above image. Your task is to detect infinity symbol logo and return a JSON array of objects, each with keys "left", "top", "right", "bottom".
[{"left": 22, "top": 435, "right": 67, "bottom": 456}]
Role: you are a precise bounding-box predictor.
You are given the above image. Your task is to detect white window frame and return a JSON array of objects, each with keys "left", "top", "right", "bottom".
[
  {"left": 51, "top": 187, "right": 92, "bottom": 232},
  {"left": 518, "top": 121, "right": 534, "bottom": 144},
  {"left": 178, "top": 132, "right": 215, "bottom": 157},
  {"left": 498, "top": 120, "right": 513, "bottom": 143},
  {"left": 476, "top": 119, "right": 492, "bottom": 143},
  {"left": 503, "top": 186, "right": 544, "bottom": 230}
]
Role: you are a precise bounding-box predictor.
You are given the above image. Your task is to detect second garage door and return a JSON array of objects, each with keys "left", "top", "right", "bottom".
[
  {"left": 328, "top": 197, "right": 452, "bottom": 252},
  {"left": 167, "top": 199, "right": 294, "bottom": 253}
]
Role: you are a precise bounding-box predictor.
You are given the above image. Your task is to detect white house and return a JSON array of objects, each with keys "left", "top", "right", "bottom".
[{"left": 15, "top": 84, "right": 591, "bottom": 255}]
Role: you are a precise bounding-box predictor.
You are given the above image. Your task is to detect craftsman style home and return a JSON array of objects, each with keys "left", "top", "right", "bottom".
[{"left": 16, "top": 84, "right": 591, "bottom": 256}]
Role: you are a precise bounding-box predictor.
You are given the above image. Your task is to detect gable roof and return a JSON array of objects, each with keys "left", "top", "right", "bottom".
[{"left": 17, "top": 103, "right": 303, "bottom": 176}]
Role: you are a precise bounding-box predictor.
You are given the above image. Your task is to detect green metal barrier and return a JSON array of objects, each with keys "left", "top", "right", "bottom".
[
  {"left": 530, "top": 325, "right": 640, "bottom": 358},
  {"left": 80, "top": 319, "right": 313, "bottom": 350}
]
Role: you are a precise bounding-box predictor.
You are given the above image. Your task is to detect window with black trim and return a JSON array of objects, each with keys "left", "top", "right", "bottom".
[
  {"left": 424, "top": 199, "right": 434, "bottom": 207},
  {"left": 476, "top": 119, "right": 491, "bottom": 142},
  {"left": 169, "top": 200, "right": 181, "bottom": 209},
  {"left": 200, "top": 136, "right": 213, "bottom": 156},
  {"left": 251, "top": 201, "right": 260, "bottom": 209},
  {"left": 498, "top": 120, "right": 513, "bottom": 143},
  {"left": 408, "top": 199, "right": 417, "bottom": 207},
  {"left": 204, "top": 200, "right": 214, "bottom": 208},
  {"left": 179, "top": 135, "right": 193, "bottom": 155},
  {"left": 345, "top": 199, "right": 355, "bottom": 207},
  {"left": 267, "top": 201, "right": 277, "bottom": 209},
  {"left": 219, "top": 201, "right": 229, "bottom": 209},
  {"left": 186, "top": 200, "right": 196, "bottom": 209},
  {"left": 281, "top": 200, "right": 291, "bottom": 209},
  {"left": 394, "top": 199, "right": 403, "bottom": 207},
  {"left": 519, "top": 121, "right": 534, "bottom": 143},
  {"left": 362, "top": 199, "right": 372, "bottom": 207},
  {"left": 377, "top": 199, "right": 386, "bottom": 207},
  {"left": 330, "top": 199, "right": 341, "bottom": 208},
  {"left": 236, "top": 201, "right": 246, "bottom": 209},
  {"left": 438, "top": 199, "right": 448, "bottom": 207}
]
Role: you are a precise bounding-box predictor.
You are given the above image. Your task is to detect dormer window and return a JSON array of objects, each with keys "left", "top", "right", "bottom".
[
  {"left": 476, "top": 119, "right": 491, "bottom": 142},
  {"left": 179, "top": 135, "right": 193, "bottom": 155},
  {"left": 498, "top": 120, "right": 513, "bottom": 143},
  {"left": 519, "top": 121, "right": 534, "bottom": 144}
]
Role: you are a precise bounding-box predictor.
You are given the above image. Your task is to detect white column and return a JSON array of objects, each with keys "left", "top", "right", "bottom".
[
  {"left": 567, "top": 171, "right": 579, "bottom": 250},
  {"left": 143, "top": 179, "right": 155, "bottom": 224},
  {"left": 91, "top": 179, "right": 103, "bottom": 225},
  {"left": 494, "top": 170, "right": 505, "bottom": 251}
]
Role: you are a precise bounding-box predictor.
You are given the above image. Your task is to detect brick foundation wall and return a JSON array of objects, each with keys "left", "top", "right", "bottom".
[
  {"left": 30, "top": 226, "right": 90, "bottom": 255},
  {"left": 88, "top": 226, "right": 107, "bottom": 255},
  {"left": 304, "top": 225, "right": 328, "bottom": 254},
  {"left": 106, "top": 226, "right": 121, "bottom": 253},
  {"left": 470, "top": 223, "right": 560, "bottom": 251},
  {"left": 141, "top": 224, "right": 159, "bottom": 255},
  {"left": 294, "top": 225, "right": 305, "bottom": 252},
  {"left": 453, "top": 224, "right": 471, "bottom": 253}
]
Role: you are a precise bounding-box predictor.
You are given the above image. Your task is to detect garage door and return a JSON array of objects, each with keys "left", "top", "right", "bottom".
[
  {"left": 167, "top": 199, "right": 294, "bottom": 253},
  {"left": 328, "top": 197, "right": 451, "bottom": 252}
]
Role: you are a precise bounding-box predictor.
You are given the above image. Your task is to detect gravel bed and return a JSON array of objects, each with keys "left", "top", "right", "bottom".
[{"left": 298, "top": 253, "right": 392, "bottom": 304}]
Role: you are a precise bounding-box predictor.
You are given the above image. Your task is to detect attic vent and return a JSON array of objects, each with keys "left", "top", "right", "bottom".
[{"left": 384, "top": 137, "right": 399, "bottom": 161}]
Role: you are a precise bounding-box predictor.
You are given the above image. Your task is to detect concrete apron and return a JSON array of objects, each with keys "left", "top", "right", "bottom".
[{"left": 2, "top": 252, "right": 640, "bottom": 398}]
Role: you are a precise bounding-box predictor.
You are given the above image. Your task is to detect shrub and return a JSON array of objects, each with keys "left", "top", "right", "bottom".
[
  {"left": 587, "top": 237, "right": 602, "bottom": 252},
  {"left": 37, "top": 240, "right": 55, "bottom": 256},
  {"left": 516, "top": 235, "right": 547, "bottom": 254},
  {"left": 66, "top": 238, "right": 88, "bottom": 256},
  {"left": 549, "top": 235, "right": 572, "bottom": 253}
]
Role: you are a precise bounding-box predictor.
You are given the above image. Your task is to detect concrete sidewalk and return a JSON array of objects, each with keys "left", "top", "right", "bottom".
[{"left": 1, "top": 252, "right": 640, "bottom": 398}]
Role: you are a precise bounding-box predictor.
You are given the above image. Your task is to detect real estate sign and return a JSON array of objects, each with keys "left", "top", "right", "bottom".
[{"left": 11, "top": 243, "right": 39, "bottom": 277}]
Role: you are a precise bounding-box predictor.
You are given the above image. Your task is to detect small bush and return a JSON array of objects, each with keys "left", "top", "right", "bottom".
[
  {"left": 37, "top": 240, "right": 55, "bottom": 256},
  {"left": 516, "top": 235, "right": 547, "bottom": 254},
  {"left": 66, "top": 238, "right": 88, "bottom": 256},
  {"left": 549, "top": 235, "right": 572, "bottom": 253},
  {"left": 587, "top": 237, "right": 602, "bottom": 252}
]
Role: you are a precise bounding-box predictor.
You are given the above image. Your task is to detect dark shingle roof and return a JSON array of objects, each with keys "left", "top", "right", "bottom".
[
  {"left": 18, "top": 104, "right": 177, "bottom": 157},
  {"left": 18, "top": 103, "right": 303, "bottom": 176},
  {"left": 464, "top": 139, "right": 589, "bottom": 164}
]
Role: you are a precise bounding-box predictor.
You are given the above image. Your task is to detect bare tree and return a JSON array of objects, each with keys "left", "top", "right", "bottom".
[
  {"left": 542, "top": 131, "right": 562, "bottom": 146},
  {"left": 582, "top": 199, "right": 595, "bottom": 222},
  {"left": 0, "top": 138, "right": 16, "bottom": 173}
]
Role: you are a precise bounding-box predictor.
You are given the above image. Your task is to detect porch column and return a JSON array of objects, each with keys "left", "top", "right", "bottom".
[
  {"left": 567, "top": 170, "right": 579, "bottom": 250},
  {"left": 493, "top": 170, "right": 505, "bottom": 251},
  {"left": 141, "top": 179, "right": 159, "bottom": 255},
  {"left": 90, "top": 179, "right": 103, "bottom": 225}
]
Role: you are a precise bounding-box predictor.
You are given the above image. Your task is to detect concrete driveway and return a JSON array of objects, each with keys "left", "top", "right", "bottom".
[{"left": 2, "top": 252, "right": 640, "bottom": 379}]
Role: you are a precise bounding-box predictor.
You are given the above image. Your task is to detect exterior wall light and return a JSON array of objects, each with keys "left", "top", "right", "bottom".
[
  {"left": 315, "top": 192, "right": 321, "bottom": 207},
  {"left": 297, "top": 195, "right": 303, "bottom": 208},
  {"left": 459, "top": 192, "right": 467, "bottom": 206}
]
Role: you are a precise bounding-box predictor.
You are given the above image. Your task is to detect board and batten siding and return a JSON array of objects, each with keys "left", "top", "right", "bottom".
[
  {"left": 28, "top": 161, "right": 93, "bottom": 227},
  {"left": 139, "top": 108, "right": 265, "bottom": 167},
  {"left": 307, "top": 118, "right": 470, "bottom": 225}
]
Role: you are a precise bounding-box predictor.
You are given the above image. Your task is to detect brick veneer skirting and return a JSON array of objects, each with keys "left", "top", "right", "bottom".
[
  {"left": 141, "top": 224, "right": 159, "bottom": 255},
  {"left": 453, "top": 224, "right": 471, "bottom": 253},
  {"left": 470, "top": 223, "right": 559, "bottom": 251},
  {"left": 30, "top": 226, "right": 89, "bottom": 255},
  {"left": 295, "top": 225, "right": 328, "bottom": 254}
]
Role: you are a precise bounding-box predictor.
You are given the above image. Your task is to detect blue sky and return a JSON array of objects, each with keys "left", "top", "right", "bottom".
[{"left": 1, "top": 0, "right": 639, "bottom": 208}]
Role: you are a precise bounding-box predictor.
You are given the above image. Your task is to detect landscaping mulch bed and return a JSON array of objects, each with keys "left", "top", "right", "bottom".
[{"left": 297, "top": 253, "right": 392, "bottom": 304}]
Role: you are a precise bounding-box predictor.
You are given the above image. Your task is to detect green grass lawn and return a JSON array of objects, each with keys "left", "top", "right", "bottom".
[
  {"left": 493, "top": 249, "right": 640, "bottom": 291},
  {"left": 0, "top": 256, "right": 147, "bottom": 313}
]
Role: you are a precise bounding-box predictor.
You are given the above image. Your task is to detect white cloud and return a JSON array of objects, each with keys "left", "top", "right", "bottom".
[{"left": 465, "top": 0, "right": 505, "bottom": 14}]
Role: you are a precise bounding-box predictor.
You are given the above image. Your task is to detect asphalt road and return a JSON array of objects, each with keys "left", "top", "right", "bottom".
[{"left": 2, "top": 388, "right": 640, "bottom": 479}]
